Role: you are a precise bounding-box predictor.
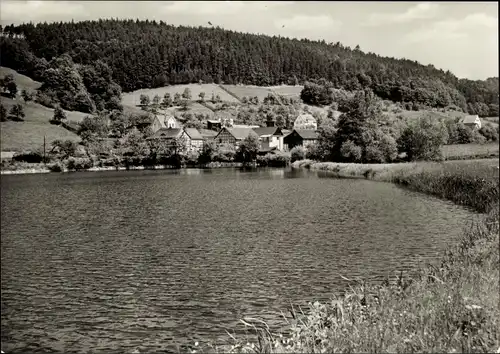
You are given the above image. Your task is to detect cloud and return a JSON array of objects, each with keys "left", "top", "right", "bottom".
[
  {"left": 1, "top": 1, "right": 86, "bottom": 22},
  {"left": 405, "top": 12, "right": 498, "bottom": 43},
  {"left": 364, "top": 3, "right": 440, "bottom": 27},
  {"left": 274, "top": 15, "right": 342, "bottom": 39}
]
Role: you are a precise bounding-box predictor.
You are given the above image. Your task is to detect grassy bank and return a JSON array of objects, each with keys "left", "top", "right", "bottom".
[
  {"left": 0, "top": 161, "right": 249, "bottom": 175},
  {"left": 206, "top": 159, "right": 499, "bottom": 353}
]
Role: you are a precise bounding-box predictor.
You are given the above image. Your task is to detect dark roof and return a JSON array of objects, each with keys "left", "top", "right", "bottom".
[
  {"left": 253, "top": 127, "right": 282, "bottom": 137},
  {"left": 295, "top": 129, "right": 318, "bottom": 140},
  {"left": 221, "top": 127, "right": 259, "bottom": 140},
  {"left": 184, "top": 128, "right": 204, "bottom": 140},
  {"left": 153, "top": 128, "right": 183, "bottom": 139}
]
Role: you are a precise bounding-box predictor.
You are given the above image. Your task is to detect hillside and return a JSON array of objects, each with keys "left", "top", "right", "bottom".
[
  {"left": 1, "top": 20, "right": 498, "bottom": 117},
  {"left": 0, "top": 95, "right": 82, "bottom": 152},
  {"left": 0, "top": 66, "right": 41, "bottom": 92}
]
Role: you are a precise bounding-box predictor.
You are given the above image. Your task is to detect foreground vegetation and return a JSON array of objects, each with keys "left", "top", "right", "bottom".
[{"left": 203, "top": 159, "right": 499, "bottom": 353}]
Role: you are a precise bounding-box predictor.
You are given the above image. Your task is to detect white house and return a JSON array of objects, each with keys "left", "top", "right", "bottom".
[
  {"left": 253, "top": 127, "right": 284, "bottom": 151},
  {"left": 294, "top": 113, "right": 317, "bottom": 130},
  {"left": 151, "top": 115, "right": 182, "bottom": 133},
  {"left": 461, "top": 115, "right": 482, "bottom": 130}
]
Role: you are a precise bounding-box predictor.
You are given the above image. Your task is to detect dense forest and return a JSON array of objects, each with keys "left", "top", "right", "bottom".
[{"left": 0, "top": 19, "right": 498, "bottom": 116}]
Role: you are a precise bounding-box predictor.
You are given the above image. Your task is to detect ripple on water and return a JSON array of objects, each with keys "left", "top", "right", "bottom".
[{"left": 1, "top": 169, "right": 474, "bottom": 352}]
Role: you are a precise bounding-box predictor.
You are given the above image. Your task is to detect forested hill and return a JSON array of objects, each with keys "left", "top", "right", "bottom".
[{"left": 0, "top": 19, "right": 498, "bottom": 116}]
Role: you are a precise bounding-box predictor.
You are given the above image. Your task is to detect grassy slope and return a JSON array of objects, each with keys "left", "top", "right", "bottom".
[
  {"left": 1, "top": 97, "right": 82, "bottom": 152},
  {"left": 121, "top": 84, "right": 241, "bottom": 107},
  {"left": 209, "top": 159, "right": 499, "bottom": 353},
  {"left": 0, "top": 67, "right": 92, "bottom": 152},
  {"left": 0, "top": 66, "right": 42, "bottom": 92}
]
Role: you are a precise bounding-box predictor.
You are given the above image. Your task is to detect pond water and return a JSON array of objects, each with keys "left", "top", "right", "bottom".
[{"left": 1, "top": 168, "right": 475, "bottom": 353}]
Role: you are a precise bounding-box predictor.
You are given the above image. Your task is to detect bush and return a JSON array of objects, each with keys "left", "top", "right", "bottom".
[
  {"left": 12, "top": 151, "right": 44, "bottom": 163},
  {"left": 65, "top": 157, "right": 93, "bottom": 171},
  {"left": 290, "top": 146, "right": 307, "bottom": 162},
  {"left": 398, "top": 115, "right": 448, "bottom": 161},
  {"left": 340, "top": 140, "right": 362, "bottom": 162},
  {"left": 258, "top": 151, "right": 291, "bottom": 167},
  {"left": 478, "top": 124, "right": 499, "bottom": 142},
  {"left": 48, "top": 160, "right": 64, "bottom": 172}
]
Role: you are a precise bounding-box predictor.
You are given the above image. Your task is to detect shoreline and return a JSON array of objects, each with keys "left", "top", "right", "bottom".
[
  {"left": 0, "top": 162, "right": 250, "bottom": 175},
  {"left": 209, "top": 158, "right": 499, "bottom": 353}
]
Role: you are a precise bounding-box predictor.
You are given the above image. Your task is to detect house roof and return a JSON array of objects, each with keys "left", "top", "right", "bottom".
[
  {"left": 152, "top": 128, "right": 183, "bottom": 139},
  {"left": 207, "top": 119, "right": 221, "bottom": 124},
  {"left": 232, "top": 124, "right": 261, "bottom": 129},
  {"left": 294, "top": 113, "right": 317, "bottom": 127},
  {"left": 154, "top": 115, "right": 178, "bottom": 129},
  {"left": 199, "top": 129, "right": 218, "bottom": 137},
  {"left": 295, "top": 129, "right": 318, "bottom": 140},
  {"left": 462, "top": 115, "right": 480, "bottom": 124},
  {"left": 217, "top": 127, "right": 259, "bottom": 140},
  {"left": 184, "top": 128, "right": 204, "bottom": 140},
  {"left": 253, "top": 127, "right": 282, "bottom": 137}
]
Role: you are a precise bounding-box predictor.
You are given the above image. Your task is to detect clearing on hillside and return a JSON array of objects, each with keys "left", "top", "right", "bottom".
[
  {"left": 1, "top": 98, "right": 81, "bottom": 152},
  {"left": 1, "top": 97, "right": 88, "bottom": 124},
  {"left": 0, "top": 66, "right": 42, "bottom": 92},
  {"left": 121, "top": 84, "right": 240, "bottom": 107},
  {"left": 220, "top": 85, "right": 275, "bottom": 102},
  {"left": 442, "top": 143, "right": 499, "bottom": 160},
  {"left": 269, "top": 85, "right": 303, "bottom": 98},
  {"left": 1, "top": 121, "right": 80, "bottom": 153}
]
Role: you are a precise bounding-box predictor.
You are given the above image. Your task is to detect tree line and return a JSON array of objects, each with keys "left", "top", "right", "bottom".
[{"left": 0, "top": 19, "right": 497, "bottom": 116}]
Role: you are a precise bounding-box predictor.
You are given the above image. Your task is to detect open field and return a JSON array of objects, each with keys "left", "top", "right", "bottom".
[
  {"left": 1, "top": 97, "right": 88, "bottom": 124},
  {"left": 1, "top": 98, "right": 81, "bottom": 152},
  {"left": 121, "top": 84, "right": 240, "bottom": 107},
  {"left": 220, "top": 84, "right": 275, "bottom": 102},
  {"left": 442, "top": 143, "right": 499, "bottom": 160},
  {"left": 161, "top": 102, "right": 215, "bottom": 117},
  {"left": 269, "top": 85, "right": 303, "bottom": 96},
  {"left": 0, "top": 121, "right": 80, "bottom": 152},
  {"left": 0, "top": 66, "right": 42, "bottom": 92}
]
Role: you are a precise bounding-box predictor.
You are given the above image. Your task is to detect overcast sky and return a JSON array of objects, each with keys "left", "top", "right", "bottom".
[{"left": 1, "top": 1, "right": 497, "bottom": 80}]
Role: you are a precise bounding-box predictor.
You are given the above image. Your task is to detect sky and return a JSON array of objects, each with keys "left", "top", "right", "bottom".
[{"left": 0, "top": 1, "right": 498, "bottom": 80}]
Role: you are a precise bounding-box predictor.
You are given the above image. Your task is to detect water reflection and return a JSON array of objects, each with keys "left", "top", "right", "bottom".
[{"left": 0, "top": 169, "right": 474, "bottom": 353}]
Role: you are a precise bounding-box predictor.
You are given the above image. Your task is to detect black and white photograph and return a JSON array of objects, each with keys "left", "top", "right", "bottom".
[{"left": 0, "top": 1, "right": 499, "bottom": 353}]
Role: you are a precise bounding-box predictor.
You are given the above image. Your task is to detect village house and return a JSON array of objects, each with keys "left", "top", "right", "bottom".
[
  {"left": 253, "top": 127, "right": 284, "bottom": 151},
  {"left": 294, "top": 113, "right": 318, "bottom": 130},
  {"left": 183, "top": 128, "right": 205, "bottom": 152},
  {"left": 283, "top": 129, "right": 318, "bottom": 150},
  {"left": 461, "top": 115, "right": 482, "bottom": 130},
  {"left": 148, "top": 127, "right": 204, "bottom": 152},
  {"left": 214, "top": 127, "right": 260, "bottom": 148},
  {"left": 151, "top": 115, "right": 182, "bottom": 133}
]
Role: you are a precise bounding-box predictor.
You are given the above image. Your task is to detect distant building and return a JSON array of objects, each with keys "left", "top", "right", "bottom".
[
  {"left": 294, "top": 113, "right": 317, "bottom": 130},
  {"left": 148, "top": 127, "right": 204, "bottom": 152},
  {"left": 214, "top": 127, "right": 260, "bottom": 147},
  {"left": 207, "top": 119, "right": 222, "bottom": 131},
  {"left": 183, "top": 128, "right": 204, "bottom": 152},
  {"left": 253, "top": 127, "right": 284, "bottom": 151},
  {"left": 283, "top": 129, "right": 318, "bottom": 150},
  {"left": 461, "top": 115, "right": 482, "bottom": 130},
  {"left": 151, "top": 115, "right": 182, "bottom": 133}
]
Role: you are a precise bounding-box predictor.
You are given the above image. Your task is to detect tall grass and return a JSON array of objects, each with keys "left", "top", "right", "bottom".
[{"left": 203, "top": 159, "right": 500, "bottom": 353}]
